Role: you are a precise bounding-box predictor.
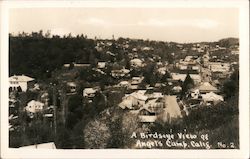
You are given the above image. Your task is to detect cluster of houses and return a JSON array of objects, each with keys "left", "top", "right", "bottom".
[{"left": 8, "top": 38, "right": 239, "bottom": 133}]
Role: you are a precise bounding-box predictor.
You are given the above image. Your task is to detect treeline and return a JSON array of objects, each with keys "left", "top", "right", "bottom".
[
  {"left": 9, "top": 31, "right": 180, "bottom": 80},
  {"left": 9, "top": 31, "right": 99, "bottom": 79}
]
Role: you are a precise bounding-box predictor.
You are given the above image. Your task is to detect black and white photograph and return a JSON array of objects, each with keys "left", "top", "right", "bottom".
[{"left": 0, "top": 0, "right": 249, "bottom": 158}]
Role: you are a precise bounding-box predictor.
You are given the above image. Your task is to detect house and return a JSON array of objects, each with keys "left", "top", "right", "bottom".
[
  {"left": 83, "top": 87, "right": 99, "bottom": 98},
  {"left": 179, "top": 56, "right": 198, "bottom": 65},
  {"left": 121, "top": 91, "right": 166, "bottom": 123},
  {"left": 171, "top": 73, "right": 201, "bottom": 84},
  {"left": 97, "top": 62, "right": 106, "bottom": 69},
  {"left": 157, "top": 67, "right": 167, "bottom": 75},
  {"left": 25, "top": 100, "right": 44, "bottom": 114},
  {"left": 119, "top": 90, "right": 148, "bottom": 110},
  {"left": 130, "top": 58, "right": 144, "bottom": 67},
  {"left": 111, "top": 68, "right": 130, "bottom": 78},
  {"left": 132, "top": 48, "right": 137, "bottom": 52},
  {"left": 138, "top": 107, "right": 158, "bottom": 123},
  {"left": 118, "top": 81, "right": 130, "bottom": 87},
  {"left": 66, "top": 82, "right": 77, "bottom": 93},
  {"left": 190, "top": 89, "right": 201, "bottom": 99},
  {"left": 119, "top": 95, "right": 141, "bottom": 110},
  {"left": 209, "top": 62, "right": 230, "bottom": 73},
  {"left": 145, "top": 97, "right": 165, "bottom": 111},
  {"left": 142, "top": 46, "right": 153, "bottom": 51},
  {"left": 9, "top": 75, "right": 34, "bottom": 92},
  {"left": 131, "top": 77, "right": 144, "bottom": 85},
  {"left": 130, "top": 76, "right": 144, "bottom": 90},
  {"left": 19, "top": 142, "right": 56, "bottom": 149},
  {"left": 201, "top": 92, "right": 224, "bottom": 105},
  {"left": 194, "top": 82, "right": 218, "bottom": 94},
  {"left": 231, "top": 50, "right": 239, "bottom": 55},
  {"left": 172, "top": 86, "right": 182, "bottom": 93}
]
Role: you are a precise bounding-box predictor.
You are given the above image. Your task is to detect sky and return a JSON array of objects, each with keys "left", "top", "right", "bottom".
[{"left": 9, "top": 8, "right": 239, "bottom": 43}]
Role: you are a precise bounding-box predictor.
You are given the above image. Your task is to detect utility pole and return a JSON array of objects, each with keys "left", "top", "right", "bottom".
[{"left": 53, "top": 86, "right": 57, "bottom": 136}]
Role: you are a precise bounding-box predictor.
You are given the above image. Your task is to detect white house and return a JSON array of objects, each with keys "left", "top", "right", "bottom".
[
  {"left": 119, "top": 90, "right": 148, "bottom": 110},
  {"left": 83, "top": 88, "right": 98, "bottom": 98},
  {"left": 138, "top": 107, "right": 158, "bottom": 123},
  {"left": 118, "top": 81, "right": 130, "bottom": 87},
  {"left": 194, "top": 82, "right": 218, "bottom": 94},
  {"left": 131, "top": 77, "right": 144, "bottom": 85},
  {"left": 25, "top": 100, "right": 44, "bottom": 114},
  {"left": 111, "top": 68, "right": 130, "bottom": 78},
  {"left": 67, "top": 82, "right": 77, "bottom": 93},
  {"left": 130, "top": 58, "right": 144, "bottom": 67},
  {"left": 201, "top": 92, "right": 224, "bottom": 102},
  {"left": 9, "top": 75, "right": 34, "bottom": 92},
  {"left": 97, "top": 62, "right": 106, "bottom": 69},
  {"left": 130, "top": 76, "right": 144, "bottom": 90},
  {"left": 209, "top": 62, "right": 230, "bottom": 73},
  {"left": 157, "top": 67, "right": 167, "bottom": 75}
]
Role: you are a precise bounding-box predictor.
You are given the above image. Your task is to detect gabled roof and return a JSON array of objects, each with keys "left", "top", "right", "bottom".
[
  {"left": 201, "top": 92, "right": 224, "bottom": 101},
  {"left": 9, "top": 75, "right": 34, "bottom": 82},
  {"left": 83, "top": 88, "right": 97, "bottom": 94},
  {"left": 27, "top": 100, "right": 44, "bottom": 107},
  {"left": 196, "top": 82, "right": 218, "bottom": 92},
  {"left": 130, "top": 92, "right": 148, "bottom": 101},
  {"left": 130, "top": 58, "right": 143, "bottom": 64}
]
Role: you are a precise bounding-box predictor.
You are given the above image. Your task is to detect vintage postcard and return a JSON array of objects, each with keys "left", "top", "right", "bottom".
[{"left": 0, "top": 0, "right": 249, "bottom": 158}]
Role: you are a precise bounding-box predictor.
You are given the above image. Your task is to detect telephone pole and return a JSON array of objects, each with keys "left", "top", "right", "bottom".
[{"left": 53, "top": 86, "right": 57, "bottom": 136}]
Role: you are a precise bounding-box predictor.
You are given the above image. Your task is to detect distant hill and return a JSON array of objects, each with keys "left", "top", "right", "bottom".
[{"left": 218, "top": 37, "right": 239, "bottom": 47}]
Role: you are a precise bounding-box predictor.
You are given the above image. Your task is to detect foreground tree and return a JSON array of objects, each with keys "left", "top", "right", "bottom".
[{"left": 181, "top": 73, "right": 194, "bottom": 98}]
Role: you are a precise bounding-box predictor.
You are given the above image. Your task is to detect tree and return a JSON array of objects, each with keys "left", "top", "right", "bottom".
[
  {"left": 66, "top": 95, "right": 83, "bottom": 129},
  {"left": 181, "top": 73, "right": 194, "bottom": 97},
  {"left": 222, "top": 70, "right": 239, "bottom": 99},
  {"left": 84, "top": 119, "right": 111, "bottom": 148}
]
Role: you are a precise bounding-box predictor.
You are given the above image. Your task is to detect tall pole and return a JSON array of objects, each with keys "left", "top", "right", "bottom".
[{"left": 53, "top": 86, "right": 57, "bottom": 136}]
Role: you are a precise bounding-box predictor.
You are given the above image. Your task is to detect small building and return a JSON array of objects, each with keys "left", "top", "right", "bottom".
[
  {"left": 119, "top": 90, "right": 148, "bottom": 110},
  {"left": 130, "top": 58, "right": 144, "bottom": 68},
  {"left": 138, "top": 107, "right": 158, "bottom": 123},
  {"left": 83, "top": 88, "right": 98, "bottom": 98},
  {"left": 209, "top": 62, "right": 230, "bottom": 73},
  {"left": 25, "top": 100, "right": 44, "bottom": 114},
  {"left": 131, "top": 77, "right": 144, "bottom": 85},
  {"left": 97, "top": 62, "right": 106, "bottom": 69},
  {"left": 172, "top": 86, "right": 182, "bottom": 93},
  {"left": 201, "top": 92, "right": 224, "bottom": 104},
  {"left": 111, "top": 68, "right": 130, "bottom": 78},
  {"left": 130, "top": 76, "right": 144, "bottom": 90},
  {"left": 66, "top": 82, "right": 77, "bottom": 93},
  {"left": 9, "top": 75, "right": 34, "bottom": 92},
  {"left": 157, "top": 67, "right": 167, "bottom": 75},
  {"left": 142, "top": 46, "right": 153, "bottom": 51},
  {"left": 118, "top": 81, "right": 130, "bottom": 87},
  {"left": 194, "top": 82, "right": 218, "bottom": 94}
]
